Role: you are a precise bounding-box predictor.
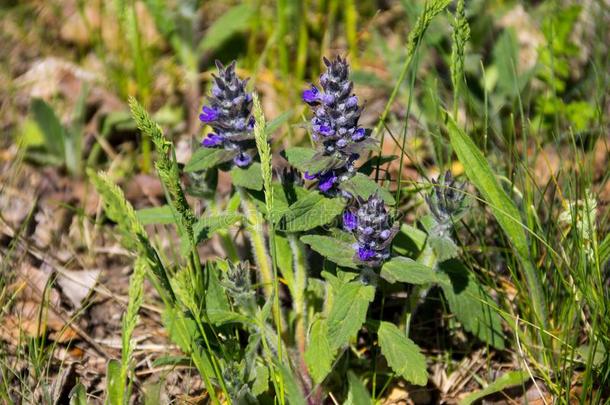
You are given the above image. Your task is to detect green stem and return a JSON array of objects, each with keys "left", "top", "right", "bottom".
[{"left": 239, "top": 188, "right": 274, "bottom": 299}]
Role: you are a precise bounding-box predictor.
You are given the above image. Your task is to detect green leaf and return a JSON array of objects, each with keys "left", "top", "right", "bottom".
[
  {"left": 460, "top": 371, "right": 529, "bottom": 405},
  {"left": 251, "top": 362, "right": 269, "bottom": 396},
  {"left": 345, "top": 371, "right": 372, "bottom": 405},
  {"left": 428, "top": 234, "right": 460, "bottom": 262},
  {"left": 265, "top": 110, "right": 292, "bottom": 135},
  {"left": 198, "top": 4, "right": 254, "bottom": 53},
  {"left": 276, "top": 363, "right": 306, "bottom": 405},
  {"left": 445, "top": 114, "right": 546, "bottom": 327},
  {"left": 136, "top": 205, "right": 175, "bottom": 225},
  {"left": 283, "top": 147, "right": 343, "bottom": 174},
  {"left": 279, "top": 192, "right": 345, "bottom": 232},
  {"left": 69, "top": 383, "right": 88, "bottom": 405},
  {"left": 301, "top": 235, "right": 358, "bottom": 269},
  {"left": 193, "top": 213, "right": 242, "bottom": 243},
  {"left": 184, "top": 147, "right": 235, "bottom": 172},
  {"left": 305, "top": 318, "right": 333, "bottom": 384},
  {"left": 340, "top": 173, "right": 395, "bottom": 205},
  {"left": 105, "top": 359, "right": 123, "bottom": 405},
  {"left": 283, "top": 147, "right": 316, "bottom": 172},
  {"left": 392, "top": 223, "right": 428, "bottom": 257},
  {"left": 438, "top": 260, "right": 505, "bottom": 349},
  {"left": 380, "top": 257, "right": 439, "bottom": 284},
  {"left": 230, "top": 162, "right": 263, "bottom": 190},
  {"left": 327, "top": 281, "right": 375, "bottom": 350},
  {"left": 31, "top": 98, "right": 65, "bottom": 158},
  {"left": 377, "top": 321, "right": 428, "bottom": 386}
]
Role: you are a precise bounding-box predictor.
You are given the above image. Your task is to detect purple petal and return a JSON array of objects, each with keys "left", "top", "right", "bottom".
[
  {"left": 322, "top": 93, "right": 335, "bottom": 105},
  {"left": 343, "top": 211, "right": 357, "bottom": 231},
  {"left": 199, "top": 106, "right": 219, "bottom": 122},
  {"left": 318, "top": 124, "right": 334, "bottom": 136},
  {"left": 358, "top": 247, "right": 376, "bottom": 261},
  {"left": 302, "top": 85, "right": 320, "bottom": 104},
  {"left": 318, "top": 171, "right": 337, "bottom": 192},
  {"left": 303, "top": 171, "right": 317, "bottom": 180},
  {"left": 380, "top": 229, "right": 391, "bottom": 239},
  {"left": 363, "top": 226, "right": 374, "bottom": 235},
  {"left": 336, "top": 138, "right": 348, "bottom": 148},
  {"left": 233, "top": 152, "right": 252, "bottom": 167},
  {"left": 346, "top": 96, "right": 358, "bottom": 108},
  {"left": 248, "top": 116, "right": 255, "bottom": 130},
  {"left": 202, "top": 133, "right": 223, "bottom": 147},
  {"left": 352, "top": 128, "right": 365, "bottom": 141}
]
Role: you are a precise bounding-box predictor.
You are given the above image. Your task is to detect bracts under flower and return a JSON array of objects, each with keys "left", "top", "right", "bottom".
[
  {"left": 343, "top": 193, "right": 399, "bottom": 267},
  {"left": 199, "top": 60, "right": 256, "bottom": 168}
]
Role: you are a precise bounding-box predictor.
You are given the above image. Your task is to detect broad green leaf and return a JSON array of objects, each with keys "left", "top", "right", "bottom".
[
  {"left": 251, "top": 362, "right": 269, "bottom": 396},
  {"left": 345, "top": 371, "right": 372, "bottom": 405},
  {"left": 392, "top": 223, "right": 427, "bottom": 257},
  {"left": 377, "top": 321, "right": 428, "bottom": 386},
  {"left": 198, "top": 4, "right": 254, "bottom": 53},
  {"left": 31, "top": 98, "right": 65, "bottom": 158},
  {"left": 105, "top": 359, "right": 123, "bottom": 405},
  {"left": 445, "top": 115, "right": 546, "bottom": 326},
  {"left": 184, "top": 148, "right": 235, "bottom": 172},
  {"left": 327, "top": 281, "right": 375, "bottom": 350},
  {"left": 136, "top": 205, "right": 175, "bottom": 225},
  {"left": 340, "top": 173, "right": 395, "bottom": 205},
  {"left": 230, "top": 162, "right": 263, "bottom": 190},
  {"left": 193, "top": 213, "right": 242, "bottom": 243},
  {"left": 301, "top": 235, "right": 358, "bottom": 269},
  {"left": 428, "top": 234, "right": 460, "bottom": 261},
  {"left": 438, "top": 260, "right": 505, "bottom": 349},
  {"left": 279, "top": 192, "right": 345, "bottom": 232},
  {"left": 283, "top": 147, "right": 343, "bottom": 174},
  {"left": 380, "top": 257, "right": 439, "bottom": 284},
  {"left": 283, "top": 147, "right": 316, "bottom": 172},
  {"left": 276, "top": 363, "right": 306, "bottom": 405},
  {"left": 460, "top": 371, "right": 529, "bottom": 405},
  {"left": 265, "top": 110, "right": 292, "bottom": 135},
  {"left": 305, "top": 318, "right": 333, "bottom": 384}
]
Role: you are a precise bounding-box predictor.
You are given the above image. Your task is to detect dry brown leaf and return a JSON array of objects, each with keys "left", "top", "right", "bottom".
[{"left": 56, "top": 269, "right": 101, "bottom": 309}]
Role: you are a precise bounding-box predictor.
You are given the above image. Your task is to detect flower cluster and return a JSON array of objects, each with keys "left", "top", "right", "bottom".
[
  {"left": 343, "top": 193, "right": 398, "bottom": 267},
  {"left": 425, "top": 170, "right": 468, "bottom": 228},
  {"left": 200, "top": 60, "right": 256, "bottom": 167},
  {"left": 302, "top": 56, "right": 374, "bottom": 193}
]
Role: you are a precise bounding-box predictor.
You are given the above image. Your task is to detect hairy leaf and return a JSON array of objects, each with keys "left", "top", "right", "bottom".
[
  {"left": 377, "top": 321, "right": 428, "bottom": 386},
  {"left": 340, "top": 173, "right": 395, "bottom": 205},
  {"left": 327, "top": 281, "right": 375, "bottom": 350},
  {"left": 300, "top": 235, "right": 358, "bottom": 269},
  {"left": 346, "top": 371, "right": 372, "bottom": 405},
  {"left": 279, "top": 192, "right": 345, "bottom": 232},
  {"left": 305, "top": 318, "right": 334, "bottom": 384},
  {"left": 380, "top": 257, "right": 439, "bottom": 284},
  {"left": 438, "top": 260, "right": 505, "bottom": 349},
  {"left": 230, "top": 162, "right": 263, "bottom": 190},
  {"left": 184, "top": 147, "right": 236, "bottom": 172}
]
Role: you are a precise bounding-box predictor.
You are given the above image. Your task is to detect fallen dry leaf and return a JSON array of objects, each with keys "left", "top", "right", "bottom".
[{"left": 56, "top": 269, "right": 101, "bottom": 309}]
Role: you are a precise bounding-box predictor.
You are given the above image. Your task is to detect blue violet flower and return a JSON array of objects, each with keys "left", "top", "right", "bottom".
[{"left": 301, "top": 56, "right": 377, "bottom": 194}]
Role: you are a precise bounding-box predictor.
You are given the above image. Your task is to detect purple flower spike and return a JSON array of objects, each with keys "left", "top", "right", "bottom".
[
  {"left": 234, "top": 152, "right": 252, "bottom": 167},
  {"left": 202, "top": 133, "right": 223, "bottom": 147},
  {"left": 345, "top": 193, "right": 398, "bottom": 267},
  {"left": 302, "top": 85, "right": 320, "bottom": 104},
  {"left": 199, "top": 106, "right": 219, "bottom": 122},
  {"left": 358, "top": 247, "right": 376, "bottom": 261},
  {"left": 318, "top": 171, "right": 337, "bottom": 192},
  {"left": 343, "top": 211, "right": 357, "bottom": 231}
]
